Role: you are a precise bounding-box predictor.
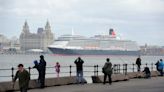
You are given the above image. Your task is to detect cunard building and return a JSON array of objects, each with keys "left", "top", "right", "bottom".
[{"left": 19, "top": 21, "right": 54, "bottom": 52}]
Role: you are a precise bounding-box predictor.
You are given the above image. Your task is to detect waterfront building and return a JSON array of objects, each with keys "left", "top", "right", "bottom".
[
  {"left": 140, "top": 44, "right": 164, "bottom": 55},
  {"left": 19, "top": 21, "right": 54, "bottom": 52},
  {"left": 0, "top": 34, "right": 10, "bottom": 50}
]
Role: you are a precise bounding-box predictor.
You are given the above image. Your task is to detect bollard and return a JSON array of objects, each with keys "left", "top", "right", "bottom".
[
  {"left": 11, "top": 67, "right": 14, "bottom": 80},
  {"left": 116, "top": 64, "right": 117, "bottom": 74},
  {"left": 132, "top": 63, "right": 135, "bottom": 72},
  {"left": 115, "top": 64, "right": 117, "bottom": 74},
  {"left": 118, "top": 64, "right": 120, "bottom": 74},
  {"left": 28, "top": 67, "right": 31, "bottom": 76},
  {"left": 69, "top": 65, "right": 72, "bottom": 77},
  {"left": 125, "top": 64, "right": 127, "bottom": 75},
  {"left": 151, "top": 63, "right": 153, "bottom": 71},
  {"left": 96, "top": 65, "right": 99, "bottom": 76},
  {"left": 123, "top": 64, "right": 125, "bottom": 74},
  {"left": 113, "top": 64, "right": 116, "bottom": 74},
  {"left": 116, "top": 64, "right": 119, "bottom": 74},
  {"left": 94, "top": 65, "right": 96, "bottom": 76}
]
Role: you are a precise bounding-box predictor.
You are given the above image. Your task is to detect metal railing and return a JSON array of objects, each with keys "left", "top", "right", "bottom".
[{"left": 0, "top": 63, "right": 156, "bottom": 81}]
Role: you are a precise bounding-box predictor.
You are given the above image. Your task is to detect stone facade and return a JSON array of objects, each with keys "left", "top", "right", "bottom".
[
  {"left": 19, "top": 21, "right": 54, "bottom": 51},
  {"left": 0, "top": 34, "right": 10, "bottom": 50}
]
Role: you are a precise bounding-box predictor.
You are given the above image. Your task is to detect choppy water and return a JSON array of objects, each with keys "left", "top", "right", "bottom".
[{"left": 0, "top": 54, "right": 163, "bottom": 82}]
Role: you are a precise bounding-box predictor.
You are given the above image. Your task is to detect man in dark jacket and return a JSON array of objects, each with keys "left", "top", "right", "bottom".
[
  {"left": 74, "top": 57, "right": 84, "bottom": 84},
  {"left": 155, "top": 60, "right": 160, "bottom": 72},
  {"left": 103, "top": 58, "right": 113, "bottom": 85},
  {"left": 39, "top": 55, "right": 46, "bottom": 88},
  {"left": 136, "top": 56, "right": 141, "bottom": 72},
  {"left": 143, "top": 67, "right": 151, "bottom": 78},
  {"left": 13, "top": 64, "right": 30, "bottom": 92}
]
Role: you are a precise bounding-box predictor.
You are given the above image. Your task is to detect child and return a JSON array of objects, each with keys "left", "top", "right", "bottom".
[{"left": 55, "top": 62, "right": 60, "bottom": 78}]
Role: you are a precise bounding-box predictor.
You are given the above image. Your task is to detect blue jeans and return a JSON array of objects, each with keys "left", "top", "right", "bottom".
[{"left": 76, "top": 70, "right": 83, "bottom": 83}]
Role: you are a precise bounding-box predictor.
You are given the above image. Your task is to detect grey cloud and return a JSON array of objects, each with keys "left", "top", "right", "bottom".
[{"left": 0, "top": 0, "right": 164, "bottom": 45}]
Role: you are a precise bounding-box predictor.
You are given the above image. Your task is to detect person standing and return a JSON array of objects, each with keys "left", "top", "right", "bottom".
[
  {"left": 13, "top": 64, "right": 30, "bottom": 92},
  {"left": 103, "top": 58, "right": 113, "bottom": 85},
  {"left": 136, "top": 56, "right": 141, "bottom": 72},
  {"left": 39, "top": 55, "right": 46, "bottom": 88},
  {"left": 74, "top": 57, "right": 84, "bottom": 84},
  {"left": 155, "top": 60, "right": 160, "bottom": 72},
  {"left": 55, "top": 62, "right": 60, "bottom": 78},
  {"left": 158, "top": 59, "right": 164, "bottom": 76},
  {"left": 33, "top": 60, "right": 40, "bottom": 84}
]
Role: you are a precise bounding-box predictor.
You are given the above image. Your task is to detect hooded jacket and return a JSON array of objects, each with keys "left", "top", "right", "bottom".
[{"left": 103, "top": 62, "right": 113, "bottom": 75}]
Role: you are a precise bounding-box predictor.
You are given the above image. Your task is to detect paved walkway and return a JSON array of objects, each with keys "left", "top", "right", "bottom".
[{"left": 28, "top": 77, "right": 164, "bottom": 92}]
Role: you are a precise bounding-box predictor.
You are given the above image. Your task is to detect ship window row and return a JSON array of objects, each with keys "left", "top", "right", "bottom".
[{"left": 66, "top": 40, "right": 138, "bottom": 50}]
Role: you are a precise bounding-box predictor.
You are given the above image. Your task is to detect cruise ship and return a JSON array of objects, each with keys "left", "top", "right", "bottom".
[{"left": 48, "top": 29, "right": 140, "bottom": 55}]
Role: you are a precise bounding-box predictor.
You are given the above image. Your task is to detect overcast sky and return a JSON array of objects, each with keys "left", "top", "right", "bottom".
[{"left": 0, "top": 0, "right": 164, "bottom": 46}]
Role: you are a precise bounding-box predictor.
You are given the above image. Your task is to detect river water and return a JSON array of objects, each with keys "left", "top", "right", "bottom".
[{"left": 0, "top": 54, "right": 163, "bottom": 82}]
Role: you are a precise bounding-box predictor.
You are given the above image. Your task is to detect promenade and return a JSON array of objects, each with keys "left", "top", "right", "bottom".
[{"left": 28, "top": 77, "right": 164, "bottom": 92}]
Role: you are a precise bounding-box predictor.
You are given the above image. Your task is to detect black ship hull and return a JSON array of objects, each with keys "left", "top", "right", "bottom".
[{"left": 48, "top": 47, "right": 140, "bottom": 55}]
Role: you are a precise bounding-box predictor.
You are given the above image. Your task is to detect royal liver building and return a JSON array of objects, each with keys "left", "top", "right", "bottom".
[{"left": 19, "top": 21, "right": 54, "bottom": 52}]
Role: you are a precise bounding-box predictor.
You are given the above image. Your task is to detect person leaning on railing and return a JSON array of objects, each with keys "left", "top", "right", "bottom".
[
  {"left": 136, "top": 56, "right": 141, "bottom": 72},
  {"left": 102, "top": 58, "right": 113, "bottom": 85}
]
